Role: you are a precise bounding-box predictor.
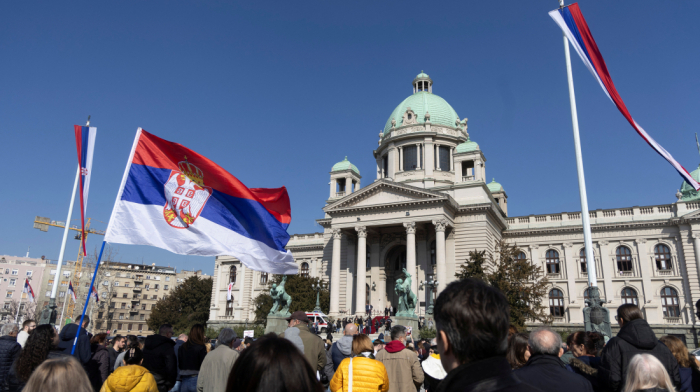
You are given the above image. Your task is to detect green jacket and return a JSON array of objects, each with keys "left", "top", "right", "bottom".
[{"left": 280, "top": 323, "right": 327, "bottom": 372}]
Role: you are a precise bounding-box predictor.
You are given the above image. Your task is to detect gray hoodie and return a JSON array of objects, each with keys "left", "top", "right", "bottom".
[
  {"left": 283, "top": 327, "right": 305, "bottom": 354},
  {"left": 323, "top": 335, "right": 353, "bottom": 381}
]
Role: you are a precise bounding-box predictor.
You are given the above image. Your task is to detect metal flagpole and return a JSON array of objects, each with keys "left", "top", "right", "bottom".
[
  {"left": 72, "top": 241, "right": 105, "bottom": 355},
  {"left": 14, "top": 296, "right": 22, "bottom": 323},
  {"left": 59, "top": 287, "right": 69, "bottom": 326}
]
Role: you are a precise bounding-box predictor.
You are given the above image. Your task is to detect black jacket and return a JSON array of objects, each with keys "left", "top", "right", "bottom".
[
  {"left": 0, "top": 335, "right": 20, "bottom": 386},
  {"left": 177, "top": 342, "right": 207, "bottom": 372},
  {"left": 87, "top": 344, "right": 110, "bottom": 391},
  {"left": 142, "top": 334, "right": 177, "bottom": 389},
  {"left": 569, "top": 356, "right": 602, "bottom": 392},
  {"left": 107, "top": 346, "right": 120, "bottom": 373},
  {"left": 57, "top": 323, "right": 91, "bottom": 365},
  {"left": 4, "top": 348, "right": 67, "bottom": 392},
  {"left": 514, "top": 354, "right": 593, "bottom": 392},
  {"left": 598, "top": 318, "right": 681, "bottom": 392},
  {"left": 435, "top": 356, "right": 543, "bottom": 392}
]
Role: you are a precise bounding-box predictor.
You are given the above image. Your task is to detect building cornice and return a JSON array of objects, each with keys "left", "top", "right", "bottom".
[{"left": 504, "top": 218, "right": 673, "bottom": 237}]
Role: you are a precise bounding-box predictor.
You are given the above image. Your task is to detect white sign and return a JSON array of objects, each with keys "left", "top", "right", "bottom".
[{"left": 243, "top": 330, "right": 254, "bottom": 338}]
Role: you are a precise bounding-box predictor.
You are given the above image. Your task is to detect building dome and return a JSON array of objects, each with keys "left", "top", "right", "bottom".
[
  {"left": 487, "top": 178, "right": 504, "bottom": 193},
  {"left": 331, "top": 156, "right": 360, "bottom": 175},
  {"left": 456, "top": 138, "right": 479, "bottom": 153},
  {"left": 679, "top": 165, "right": 700, "bottom": 201}
]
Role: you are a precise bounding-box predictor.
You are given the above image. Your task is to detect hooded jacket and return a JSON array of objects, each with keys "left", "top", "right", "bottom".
[
  {"left": 330, "top": 355, "right": 390, "bottom": 392},
  {"left": 375, "top": 341, "right": 424, "bottom": 392},
  {"left": 57, "top": 323, "right": 91, "bottom": 365},
  {"left": 569, "top": 356, "right": 602, "bottom": 392},
  {"left": 434, "top": 356, "right": 541, "bottom": 392},
  {"left": 100, "top": 365, "right": 159, "bottom": 392},
  {"left": 88, "top": 344, "right": 111, "bottom": 391},
  {"left": 0, "top": 335, "right": 20, "bottom": 384},
  {"left": 279, "top": 323, "right": 326, "bottom": 372},
  {"left": 141, "top": 334, "right": 177, "bottom": 390},
  {"left": 598, "top": 318, "right": 681, "bottom": 392}
]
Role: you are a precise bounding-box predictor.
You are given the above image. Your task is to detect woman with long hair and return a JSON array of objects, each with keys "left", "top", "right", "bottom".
[
  {"left": 330, "top": 334, "right": 389, "bottom": 392},
  {"left": 659, "top": 335, "right": 700, "bottom": 392},
  {"left": 88, "top": 333, "right": 111, "bottom": 391},
  {"left": 568, "top": 331, "right": 602, "bottom": 391},
  {"left": 622, "top": 354, "right": 676, "bottom": 392},
  {"left": 101, "top": 347, "right": 158, "bottom": 392},
  {"left": 5, "top": 324, "right": 64, "bottom": 392},
  {"left": 178, "top": 324, "right": 208, "bottom": 392},
  {"left": 505, "top": 332, "right": 530, "bottom": 370},
  {"left": 114, "top": 335, "right": 139, "bottom": 371},
  {"left": 226, "top": 334, "right": 323, "bottom": 392},
  {"left": 23, "top": 356, "right": 93, "bottom": 392}
]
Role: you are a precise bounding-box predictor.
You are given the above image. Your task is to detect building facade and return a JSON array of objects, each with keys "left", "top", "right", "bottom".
[
  {"left": 0, "top": 255, "right": 47, "bottom": 322},
  {"left": 207, "top": 73, "right": 700, "bottom": 346}
]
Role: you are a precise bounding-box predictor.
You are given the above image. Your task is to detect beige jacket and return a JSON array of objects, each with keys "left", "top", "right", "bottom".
[
  {"left": 375, "top": 344, "right": 424, "bottom": 392},
  {"left": 196, "top": 344, "right": 239, "bottom": 392}
]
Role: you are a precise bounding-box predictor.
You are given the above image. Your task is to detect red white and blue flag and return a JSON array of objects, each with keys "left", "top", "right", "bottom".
[
  {"left": 104, "top": 129, "right": 297, "bottom": 274},
  {"left": 90, "top": 285, "right": 99, "bottom": 303},
  {"left": 74, "top": 125, "right": 98, "bottom": 255},
  {"left": 22, "top": 279, "right": 35, "bottom": 303},
  {"left": 549, "top": 4, "right": 700, "bottom": 190},
  {"left": 68, "top": 281, "right": 77, "bottom": 302}
]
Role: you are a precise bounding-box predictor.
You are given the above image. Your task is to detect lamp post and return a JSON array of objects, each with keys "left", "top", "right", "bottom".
[
  {"left": 312, "top": 281, "right": 324, "bottom": 313},
  {"left": 420, "top": 278, "right": 439, "bottom": 315}
]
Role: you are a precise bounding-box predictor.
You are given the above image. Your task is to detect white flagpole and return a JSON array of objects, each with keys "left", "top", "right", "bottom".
[
  {"left": 59, "top": 290, "right": 69, "bottom": 326},
  {"left": 14, "top": 297, "right": 22, "bottom": 323},
  {"left": 560, "top": 0, "right": 598, "bottom": 289},
  {"left": 51, "top": 167, "right": 80, "bottom": 303}
]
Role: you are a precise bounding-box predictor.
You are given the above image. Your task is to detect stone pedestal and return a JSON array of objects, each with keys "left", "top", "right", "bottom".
[
  {"left": 394, "top": 316, "right": 421, "bottom": 340},
  {"left": 265, "top": 315, "right": 289, "bottom": 335}
]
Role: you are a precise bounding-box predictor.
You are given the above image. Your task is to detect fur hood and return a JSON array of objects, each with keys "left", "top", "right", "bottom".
[{"left": 569, "top": 357, "right": 598, "bottom": 376}]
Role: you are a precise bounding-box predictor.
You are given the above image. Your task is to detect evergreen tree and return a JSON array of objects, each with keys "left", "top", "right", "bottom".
[{"left": 147, "top": 276, "right": 213, "bottom": 334}]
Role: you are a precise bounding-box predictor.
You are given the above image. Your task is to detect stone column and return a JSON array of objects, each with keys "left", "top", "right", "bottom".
[
  {"left": 416, "top": 144, "right": 421, "bottom": 170},
  {"left": 355, "top": 226, "right": 367, "bottom": 315},
  {"left": 404, "top": 222, "right": 418, "bottom": 298},
  {"left": 433, "top": 219, "right": 448, "bottom": 293},
  {"left": 388, "top": 147, "right": 396, "bottom": 179},
  {"left": 346, "top": 177, "right": 353, "bottom": 194},
  {"left": 330, "top": 229, "right": 342, "bottom": 315},
  {"left": 238, "top": 264, "right": 246, "bottom": 308},
  {"left": 330, "top": 178, "right": 336, "bottom": 198},
  {"left": 693, "top": 233, "right": 700, "bottom": 290},
  {"left": 398, "top": 147, "right": 403, "bottom": 171},
  {"left": 435, "top": 144, "right": 441, "bottom": 170},
  {"left": 449, "top": 148, "right": 454, "bottom": 172}
]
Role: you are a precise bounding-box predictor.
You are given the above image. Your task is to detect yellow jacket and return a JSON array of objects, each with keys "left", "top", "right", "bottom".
[
  {"left": 330, "top": 355, "right": 390, "bottom": 392},
  {"left": 100, "top": 365, "right": 159, "bottom": 392}
]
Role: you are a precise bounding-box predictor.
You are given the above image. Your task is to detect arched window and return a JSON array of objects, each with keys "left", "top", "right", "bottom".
[
  {"left": 395, "top": 251, "right": 406, "bottom": 271},
  {"left": 430, "top": 241, "right": 436, "bottom": 265},
  {"left": 516, "top": 252, "right": 527, "bottom": 262},
  {"left": 579, "top": 249, "right": 587, "bottom": 274},
  {"left": 545, "top": 250, "right": 560, "bottom": 274},
  {"left": 621, "top": 287, "right": 639, "bottom": 306},
  {"left": 654, "top": 244, "right": 672, "bottom": 271},
  {"left": 225, "top": 298, "right": 234, "bottom": 316},
  {"left": 229, "top": 266, "right": 236, "bottom": 285},
  {"left": 616, "top": 246, "right": 633, "bottom": 272},
  {"left": 549, "top": 289, "right": 565, "bottom": 317},
  {"left": 661, "top": 287, "right": 680, "bottom": 317},
  {"left": 300, "top": 263, "right": 309, "bottom": 278},
  {"left": 260, "top": 272, "right": 268, "bottom": 285}
]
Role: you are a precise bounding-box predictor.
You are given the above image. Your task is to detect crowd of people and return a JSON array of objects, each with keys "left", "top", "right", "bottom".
[{"left": 0, "top": 280, "right": 697, "bottom": 391}]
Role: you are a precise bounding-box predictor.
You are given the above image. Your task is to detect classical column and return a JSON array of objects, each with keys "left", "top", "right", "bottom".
[
  {"left": 433, "top": 219, "right": 448, "bottom": 292},
  {"left": 416, "top": 144, "right": 421, "bottom": 170},
  {"left": 238, "top": 264, "right": 246, "bottom": 308},
  {"left": 330, "top": 229, "right": 342, "bottom": 315},
  {"left": 398, "top": 147, "right": 403, "bottom": 171},
  {"left": 435, "top": 144, "right": 441, "bottom": 170},
  {"left": 404, "top": 222, "right": 418, "bottom": 298},
  {"left": 693, "top": 233, "right": 700, "bottom": 289},
  {"left": 330, "top": 178, "right": 336, "bottom": 198},
  {"left": 355, "top": 226, "right": 367, "bottom": 315},
  {"left": 450, "top": 148, "right": 454, "bottom": 172}
]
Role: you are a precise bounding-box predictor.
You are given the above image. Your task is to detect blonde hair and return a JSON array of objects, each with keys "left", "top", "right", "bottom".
[
  {"left": 622, "top": 354, "right": 676, "bottom": 392},
  {"left": 23, "top": 356, "right": 92, "bottom": 392},
  {"left": 352, "top": 334, "right": 374, "bottom": 355}
]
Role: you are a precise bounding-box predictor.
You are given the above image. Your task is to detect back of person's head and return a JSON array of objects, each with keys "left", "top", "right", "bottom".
[
  {"left": 344, "top": 323, "right": 357, "bottom": 336},
  {"left": 225, "top": 334, "right": 323, "bottom": 392},
  {"left": 507, "top": 324, "right": 518, "bottom": 338},
  {"left": 570, "top": 331, "right": 596, "bottom": 356},
  {"left": 159, "top": 324, "right": 173, "bottom": 336},
  {"left": 90, "top": 333, "right": 108, "bottom": 346},
  {"left": 184, "top": 324, "right": 206, "bottom": 348},
  {"left": 17, "top": 325, "right": 57, "bottom": 381},
  {"left": 659, "top": 335, "right": 692, "bottom": 368},
  {"left": 622, "top": 354, "right": 676, "bottom": 392},
  {"left": 124, "top": 347, "right": 144, "bottom": 365},
  {"left": 506, "top": 332, "right": 530, "bottom": 370},
  {"left": 137, "top": 337, "right": 145, "bottom": 349},
  {"left": 217, "top": 328, "right": 237, "bottom": 348},
  {"left": 617, "top": 304, "right": 644, "bottom": 323},
  {"left": 23, "top": 356, "right": 92, "bottom": 392},
  {"left": 244, "top": 337, "right": 254, "bottom": 346},
  {"left": 352, "top": 335, "right": 373, "bottom": 355},
  {"left": 528, "top": 328, "right": 562, "bottom": 356},
  {"left": 390, "top": 325, "right": 406, "bottom": 342},
  {"left": 2, "top": 323, "right": 18, "bottom": 336},
  {"left": 76, "top": 316, "right": 89, "bottom": 326},
  {"left": 587, "top": 331, "right": 605, "bottom": 353},
  {"left": 177, "top": 333, "right": 188, "bottom": 342},
  {"left": 124, "top": 335, "right": 139, "bottom": 349},
  {"left": 434, "top": 278, "right": 510, "bottom": 364}
]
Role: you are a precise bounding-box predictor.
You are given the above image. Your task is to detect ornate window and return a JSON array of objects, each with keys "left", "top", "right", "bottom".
[
  {"left": 435, "top": 146, "right": 451, "bottom": 171},
  {"left": 545, "top": 250, "right": 560, "bottom": 274},
  {"left": 616, "top": 246, "right": 633, "bottom": 272},
  {"left": 516, "top": 252, "right": 527, "bottom": 262},
  {"left": 225, "top": 299, "right": 234, "bottom": 316},
  {"left": 403, "top": 145, "right": 421, "bottom": 171},
  {"left": 661, "top": 287, "right": 680, "bottom": 317},
  {"left": 260, "top": 273, "right": 268, "bottom": 285},
  {"left": 621, "top": 287, "right": 639, "bottom": 306},
  {"left": 300, "top": 262, "right": 309, "bottom": 278},
  {"left": 430, "top": 241, "right": 436, "bottom": 265},
  {"left": 549, "top": 289, "right": 565, "bottom": 317},
  {"left": 654, "top": 244, "right": 672, "bottom": 270},
  {"left": 579, "top": 249, "right": 587, "bottom": 273},
  {"left": 229, "top": 266, "right": 236, "bottom": 285}
]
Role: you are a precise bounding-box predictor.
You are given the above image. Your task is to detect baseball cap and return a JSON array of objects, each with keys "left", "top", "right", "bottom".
[{"left": 286, "top": 310, "right": 310, "bottom": 323}]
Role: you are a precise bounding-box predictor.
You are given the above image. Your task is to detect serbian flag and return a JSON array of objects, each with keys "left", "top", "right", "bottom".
[
  {"left": 74, "top": 126, "right": 98, "bottom": 255},
  {"left": 22, "top": 279, "right": 35, "bottom": 303},
  {"left": 68, "top": 281, "right": 77, "bottom": 302},
  {"left": 549, "top": 4, "right": 700, "bottom": 191},
  {"left": 227, "top": 282, "right": 234, "bottom": 301},
  {"left": 90, "top": 285, "right": 99, "bottom": 302},
  {"left": 104, "top": 129, "right": 297, "bottom": 274}
]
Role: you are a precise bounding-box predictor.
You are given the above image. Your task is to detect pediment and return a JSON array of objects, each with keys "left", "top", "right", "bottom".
[{"left": 324, "top": 180, "right": 448, "bottom": 212}]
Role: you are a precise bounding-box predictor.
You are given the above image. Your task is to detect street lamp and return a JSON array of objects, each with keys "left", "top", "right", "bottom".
[
  {"left": 420, "top": 278, "right": 439, "bottom": 315},
  {"left": 312, "top": 281, "right": 325, "bottom": 313}
]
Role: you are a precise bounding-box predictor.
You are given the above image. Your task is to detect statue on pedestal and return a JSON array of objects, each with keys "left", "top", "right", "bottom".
[
  {"left": 268, "top": 276, "right": 292, "bottom": 317},
  {"left": 583, "top": 286, "right": 612, "bottom": 342},
  {"left": 395, "top": 268, "right": 418, "bottom": 317}
]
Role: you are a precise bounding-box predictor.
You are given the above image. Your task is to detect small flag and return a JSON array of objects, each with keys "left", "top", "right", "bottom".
[
  {"left": 90, "top": 285, "right": 99, "bottom": 303},
  {"left": 549, "top": 4, "right": 700, "bottom": 191},
  {"left": 22, "top": 279, "right": 35, "bottom": 303},
  {"left": 227, "top": 282, "right": 234, "bottom": 301},
  {"left": 68, "top": 281, "right": 77, "bottom": 302},
  {"left": 74, "top": 125, "right": 98, "bottom": 256}
]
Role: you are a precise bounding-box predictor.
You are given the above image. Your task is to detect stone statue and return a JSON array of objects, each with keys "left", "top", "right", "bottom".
[
  {"left": 268, "top": 276, "right": 292, "bottom": 316},
  {"left": 395, "top": 268, "right": 418, "bottom": 317}
]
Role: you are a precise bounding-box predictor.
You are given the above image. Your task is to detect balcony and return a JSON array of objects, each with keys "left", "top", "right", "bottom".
[
  {"left": 663, "top": 317, "right": 683, "bottom": 324},
  {"left": 129, "top": 309, "right": 139, "bottom": 314},
  {"left": 618, "top": 270, "right": 634, "bottom": 278},
  {"left": 462, "top": 175, "right": 475, "bottom": 182},
  {"left": 656, "top": 269, "right": 673, "bottom": 276},
  {"left": 134, "top": 277, "right": 143, "bottom": 282},
  {"left": 335, "top": 191, "right": 345, "bottom": 197},
  {"left": 132, "top": 287, "right": 142, "bottom": 292}
]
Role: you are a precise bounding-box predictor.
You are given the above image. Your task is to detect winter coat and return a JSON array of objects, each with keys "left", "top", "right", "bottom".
[
  {"left": 141, "top": 334, "right": 177, "bottom": 391},
  {"left": 330, "top": 336, "right": 354, "bottom": 372},
  {"left": 434, "top": 356, "right": 542, "bottom": 392},
  {"left": 108, "top": 347, "right": 120, "bottom": 373},
  {"left": 4, "top": 348, "right": 67, "bottom": 392},
  {"left": 0, "top": 335, "right": 21, "bottom": 385},
  {"left": 88, "top": 344, "right": 111, "bottom": 391},
  {"left": 514, "top": 354, "right": 593, "bottom": 392},
  {"left": 422, "top": 354, "right": 447, "bottom": 392},
  {"left": 57, "top": 323, "right": 91, "bottom": 365},
  {"left": 678, "top": 366, "right": 700, "bottom": 392},
  {"left": 100, "top": 365, "right": 159, "bottom": 392},
  {"left": 330, "top": 355, "right": 389, "bottom": 392},
  {"left": 177, "top": 342, "right": 207, "bottom": 373},
  {"left": 196, "top": 344, "right": 239, "bottom": 392},
  {"left": 598, "top": 318, "right": 681, "bottom": 392},
  {"left": 172, "top": 339, "right": 185, "bottom": 381},
  {"left": 375, "top": 341, "right": 424, "bottom": 392},
  {"left": 279, "top": 323, "right": 326, "bottom": 372},
  {"left": 569, "top": 356, "right": 602, "bottom": 392}
]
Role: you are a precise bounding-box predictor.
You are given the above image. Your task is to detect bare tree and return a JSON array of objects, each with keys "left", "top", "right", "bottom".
[
  {"left": 0, "top": 300, "right": 37, "bottom": 324},
  {"left": 79, "top": 245, "right": 120, "bottom": 332}
]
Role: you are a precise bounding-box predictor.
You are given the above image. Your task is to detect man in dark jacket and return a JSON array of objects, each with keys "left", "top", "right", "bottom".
[
  {"left": 598, "top": 304, "right": 681, "bottom": 392},
  {"left": 57, "top": 316, "right": 91, "bottom": 365},
  {"left": 323, "top": 322, "right": 357, "bottom": 381},
  {"left": 171, "top": 333, "right": 187, "bottom": 392},
  {"left": 142, "top": 324, "right": 177, "bottom": 392},
  {"left": 433, "top": 279, "right": 541, "bottom": 392},
  {"left": 0, "top": 323, "right": 20, "bottom": 387},
  {"left": 107, "top": 335, "right": 124, "bottom": 373},
  {"left": 514, "top": 327, "right": 593, "bottom": 392}
]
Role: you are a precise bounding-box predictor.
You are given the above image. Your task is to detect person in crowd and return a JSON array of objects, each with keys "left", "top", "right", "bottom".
[
  {"left": 101, "top": 347, "right": 158, "bottom": 392},
  {"left": 232, "top": 338, "right": 245, "bottom": 353},
  {"left": 0, "top": 323, "right": 21, "bottom": 387},
  {"left": 58, "top": 316, "right": 92, "bottom": 365},
  {"left": 599, "top": 304, "right": 681, "bottom": 392},
  {"left": 23, "top": 356, "right": 93, "bottom": 392},
  {"left": 225, "top": 334, "right": 323, "bottom": 392},
  {"left": 568, "top": 331, "right": 602, "bottom": 391},
  {"left": 88, "top": 333, "right": 111, "bottom": 391},
  {"left": 244, "top": 337, "right": 253, "bottom": 348},
  {"left": 513, "top": 327, "right": 593, "bottom": 392},
  {"left": 659, "top": 335, "right": 700, "bottom": 392},
  {"left": 5, "top": 324, "right": 66, "bottom": 392},
  {"left": 324, "top": 322, "right": 358, "bottom": 381},
  {"left": 114, "top": 336, "right": 140, "bottom": 371},
  {"left": 622, "top": 354, "right": 677, "bottom": 392},
  {"left": 422, "top": 342, "right": 446, "bottom": 392},
  {"left": 196, "top": 328, "right": 239, "bottom": 392},
  {"left": 505, "top": 332, "right": 530, "bottom": 370},
  {"left": 432, "top": 278, "right": 540, "bottom": 392},
  {"left": 375, "top": 325, "right": 424, "bottom": 392},
  {"left": 108, "top": 335, "right": 125, "bottom": 374},
  {"left": 142, "top": 324, "right": 177, "bottom": 392},
  {"left": 171, "top": 333, "right": 188, "bottom": 392},
  {"left": 16, "top": 320, "right": 36, "bottom": 348},
  {"left": 373, "top": 339, "right": 385, "bottom": 356},
  {"left": 330, "top": 334, "right": 389, "bottom": 392},
  {"left": 177, "top": 325, "right": 207, "bottom": 392},
  {"left": 279, "top": 311, "right": 326, "bottom": 375}
]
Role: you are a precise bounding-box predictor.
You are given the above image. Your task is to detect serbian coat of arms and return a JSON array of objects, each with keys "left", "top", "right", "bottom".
[{"left": 163, "top": 158, "right": 212, "bottom": 229}]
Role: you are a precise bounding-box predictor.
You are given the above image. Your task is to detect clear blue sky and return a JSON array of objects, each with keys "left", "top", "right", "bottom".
[{"left": 3, "top": 1, "right": 699, "bottom": 275}]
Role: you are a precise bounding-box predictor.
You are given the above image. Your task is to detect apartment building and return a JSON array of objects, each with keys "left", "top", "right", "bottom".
[{"left": 0, "top": 255, "right": 48, "bottom": 322}]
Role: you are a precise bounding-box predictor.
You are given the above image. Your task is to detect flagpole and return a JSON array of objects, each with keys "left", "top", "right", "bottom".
[
  {"left": 59, "top": 288, "right": 69, "bottom": 326},
  {"left": 14, "top": 297, "right": 22, "bottom": 323},
  {"left": 72, "top": 240, "right": 105, "bottom": 355}
]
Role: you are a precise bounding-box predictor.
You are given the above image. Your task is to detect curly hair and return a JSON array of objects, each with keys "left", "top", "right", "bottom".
[{"left": 16, "top": 324, "right": 56, "bottom": 382}]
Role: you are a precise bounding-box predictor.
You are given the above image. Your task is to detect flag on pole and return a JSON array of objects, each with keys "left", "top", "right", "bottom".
[
  {"left": 22, "top": 279, "right": 35, "bottom": 303},
  {"left": 90, "top": 285, "right": 99, "bottom": 303},
  {"left": 227, "top": 282, "right": 234, "bottom": 301},
  {"left": 549, "top": 4, "right": 700, "bottom": 191},
  {"left": 68, "top": 281, "right": 77, "bottom": 302},
  {"left": 74, "top": 125, "right": 98, "bottom": 256},
  {"left": 104, "top": 129, "right": 296, "bottom": 274}
]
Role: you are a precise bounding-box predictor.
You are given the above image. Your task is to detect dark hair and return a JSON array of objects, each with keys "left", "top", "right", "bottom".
[
  {"left": 111, "top": 335, "right": 123, "bottom": 347},
  {"left": 124, "top": 335, "right": 139, "bottom": 349},
  {"left": 506, "top": 333, "right": 529, "bottom": 370},
  {"left": 434, "top": 278, "right": 510, "bottom": 364},
  {"left": 90, "top": 333, "right": 108, "bottom": 346},
  {"left": 225, "top": 334, "right": 323, "bottom": 392},
  {"left": 390, "top": 325, "right": 406, "bottom": 341},
  {"left": 159, "top": 324, "right": 173, "bottom": 335},
  {"left": 123, "top": 347, "right": 144, "bottom": 365},
  {"left": 16, "top": 325, "right": 56, "bottom": 381},
  {"left": 77, "top": 315, "right": 89, "bottom": 325},
  {"left": 184, "top": 324, "right": 206, "bottom": 349},
  {"left": 244, "top": 337, "right": 254, "bottom": 346},
  {"left": 22, "top": 320, "right": 35, "bottom": 329},
  {"left": 617, "top": 304, "right": 644, "bottom": 323},
  {"left": 570, "top": 331, "right": 596, "bottom": 356}
]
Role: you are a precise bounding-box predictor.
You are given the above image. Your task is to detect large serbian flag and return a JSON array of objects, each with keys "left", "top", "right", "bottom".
[
  {"left": 104, "top": 129, "right": 297, "bottom": 274},
  {"left": 74, "top": 126, "right": 98, "bottom": 256},
  {"left": 549, "top": 4, "right": 700, "bottom": 191}
]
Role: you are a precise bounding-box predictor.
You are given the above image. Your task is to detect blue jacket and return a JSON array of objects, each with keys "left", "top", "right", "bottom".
[{"left": 57, "top": 323, "right": 91, "bottom": 365}]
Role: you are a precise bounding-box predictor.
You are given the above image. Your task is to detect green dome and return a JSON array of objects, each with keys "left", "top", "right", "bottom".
[
  {"left": 487, "top": 178, "right": 504, "bottom": 193},
  {"left": 415, "top": 71, "right": 430, "bottom": 79},
  {"left": 383, "top": 92, "right": 460, "bottom": 135},
  {"left": 456, "top": 138, "right": 479, "bottom": 153},
  {"left": 331, "top": 156, "right": 360, "bottom": 175},
  {"left": 679, "top": 165, "right": 700, "bottom": 201}
]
